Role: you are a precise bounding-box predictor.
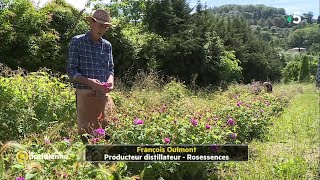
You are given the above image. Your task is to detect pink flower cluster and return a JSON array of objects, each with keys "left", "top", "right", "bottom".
[
  {"left": 102, "top": 82, "right": 112, "bottom": 89},
  {"left": 93, "top": 128, "right": 105, "bottom": 137},
  {"left": 190, "top": 118, "right": 198, "bottom": 126},
  {"left": 229, "top": 133, "right": 237, "bottom": 139},
  {"left": 134, "top": 118, "right": 144, "bottom": 125},
  {"left": 236, "top": 101, "right": 243, "bottom": 107},
  {"left": 91, "top": 138, "right": 100, "bottom": 144},
  {"left": 227, "top": 118, "right": 236, "bottom": 126},
  {"left": 164, "top": 137, "right": 170, "bottom": 143}
]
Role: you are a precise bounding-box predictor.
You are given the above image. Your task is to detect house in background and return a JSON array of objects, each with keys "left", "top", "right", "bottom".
[{"left": 288, "top": 47, "right": 307, "bottom": 53}]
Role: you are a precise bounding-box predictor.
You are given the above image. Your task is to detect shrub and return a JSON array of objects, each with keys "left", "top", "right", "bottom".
[
  {"left": 163, "top": 81, "right": 187, "bottom": 102},
  {"left": 0, "top": 66, "right": 76, "bottom": 141}
]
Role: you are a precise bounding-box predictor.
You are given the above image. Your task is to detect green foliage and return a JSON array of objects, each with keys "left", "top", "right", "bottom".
[
  {"left": 141, "top": 11, "right": 244, "bottom": 86},
  {"left": 299, "top": 55, "right": 310, "bottom": 82},
  {"left": 288, "top": 25, "right": 320, "bottom": 50},
  {"left": 163, "top": 81, "right": 187, "bottom": 102},
  {"left": 40, "top": 1, "right": 80, "bottom": 39},
  {"left": 0, "top": 65, "right": 76, "bottom": 141},
  {"left": 121, "top": 25, "right": 168, "bottom": 74},
  {"left": 201, "top": 30, "right": 242, "bottom": 84},
  {"left": 272, "top": 157, "right": 308, "bottom": 179},
  {"left": 282, "top": 55, "right": 317, "bottom": 83},
  {"left": 0, "top": 0, "right": 87, "bottom": 72},
  {"left": 211, "top": 4, "right": 286, "bottom": 18},
  {"left": 210, "top": 4, "right": 288, "bottom": 28},
  {"left": 1, "top": 0, "right": 319, "bottom": 88},
  {"left": 207, "top": 13, "right": 284, "bottom": 83},
  {"left": 260, "top": 31, "right": 272, "bottom": 41},
  {"left": 282, "top": 60, "right": 300, "bottom": 82},
  {"left": 107, "top": 0, "right": 146, "bottom": 24},
  {"left": 102, "top": 78, "right": 293, "bottom": 179},
  {"left": 0, "top": 0, "right": 49, "bottom": 70},
  {"left": 218, "top": 51, "right": 242, "bottom": 83},
  {"left": 144, "top": 0, "right": 191, "bottom": 37},
  {"left": 0, "top": 68, "right": 302, "bottom": 179},
  {"left": 214, "top": 85, "right": 319, "bottom": 179},
  {"left": 106, "top": 24, "right": 139, "bottom": 79}
]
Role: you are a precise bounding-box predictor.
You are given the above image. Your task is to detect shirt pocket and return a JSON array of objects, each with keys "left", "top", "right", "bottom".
[{"left": 99, "top": 52, "right": 109, "bottom": 68}]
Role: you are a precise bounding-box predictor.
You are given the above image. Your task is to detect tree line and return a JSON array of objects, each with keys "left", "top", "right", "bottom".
[{"left": 0, "top": 0, "right": 318, "bottom": 87}]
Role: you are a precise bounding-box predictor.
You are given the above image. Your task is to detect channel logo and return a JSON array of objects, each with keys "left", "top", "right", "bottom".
[
  {"left": 287, "top": 13, "right": 302, "bottom": 24},
  {"left": 16, "top": 150, "right": 29, "bottom": 163},
  {"left": 16, "top": 150, "right": 68, "bottom": 162}
]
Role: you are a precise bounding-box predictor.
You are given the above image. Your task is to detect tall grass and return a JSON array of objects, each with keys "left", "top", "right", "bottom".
[{"left": 219, "top": 84, "right": 320, "bottom": 179}]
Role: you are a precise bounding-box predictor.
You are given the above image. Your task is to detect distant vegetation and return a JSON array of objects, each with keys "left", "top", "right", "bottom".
[{"left": 0, "top": 0, "right": 319, "bottom": 86}]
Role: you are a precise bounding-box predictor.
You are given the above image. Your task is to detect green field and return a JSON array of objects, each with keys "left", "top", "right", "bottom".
[{"left": 0, "top": 71, "right": 319, "bottom": 179}]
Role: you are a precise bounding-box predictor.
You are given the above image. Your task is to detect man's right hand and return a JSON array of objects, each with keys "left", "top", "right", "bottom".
[
  {"left": 87, "top": 78, "right": 109, "bottom": 92},
  {"left": 74, "top": 75, "right": 110, "bottom": 93}
]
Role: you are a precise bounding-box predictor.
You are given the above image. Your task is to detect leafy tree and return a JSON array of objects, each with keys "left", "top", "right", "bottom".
[
  {"left": 282, "top": 55, "right": 316, "bottom": 82},
  {"left": 106, "top": 0, "right": 146, "bottom": 25},
  {"left": 299, "top": 55, "right": 310, "bottom": 82},
  {"left": 143, "top": 0, "right": 190, "bottom": 37},
  {"left": 288, "top": 25, "right": 320, "bottom": 50},
  {"left": 273, "top": 16, "right": 286, "bottom": 28},
  {"left": 260, "top": 31, "right": 272, "bottom": 41},
  {"left": 0, "top": 0, "right": 52, "bottom": 71},
  {"left": 303, "top": 11, "right": 313, "bottom": 24},
  {"left": 2, "top": 0, "right": 316, "bottom": 87},
  {"left": 288, "top": 30, "right": 304, "bottom": 48},
  {"left": 195, "top": 0, "right": 203, "bottom": 13},
  {"left": 144, "top": 0, "right": 176, "bottom": 37},
  {"left": 282, "top": 60, "right": 300, "bottom": 82},
  {"left": 266, "top": 18, "right": 273, "bottom": 28}
]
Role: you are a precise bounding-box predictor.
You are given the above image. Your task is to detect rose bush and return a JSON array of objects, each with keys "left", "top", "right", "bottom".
[{"left": 0, "top": 68, "right": 299, "bottom": 179}]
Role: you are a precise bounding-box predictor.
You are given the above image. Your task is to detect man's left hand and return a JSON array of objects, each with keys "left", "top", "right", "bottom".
[{"left": 102, "top": 82, "right": 114, "bottom": 93}]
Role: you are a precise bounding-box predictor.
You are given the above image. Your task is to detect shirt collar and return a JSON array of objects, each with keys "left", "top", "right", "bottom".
[{"left": 85, "top": 31, "right": 102, "bottom": 44}]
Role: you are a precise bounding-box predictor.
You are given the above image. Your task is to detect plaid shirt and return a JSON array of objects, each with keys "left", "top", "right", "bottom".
[{"left": 67, "top": 32, "right": 114, "bottom": 89}]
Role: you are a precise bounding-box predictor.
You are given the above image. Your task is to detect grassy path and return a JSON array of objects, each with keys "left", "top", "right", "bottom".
[{"left": 220, "top": 85, "right": 320, "bottom": 179}]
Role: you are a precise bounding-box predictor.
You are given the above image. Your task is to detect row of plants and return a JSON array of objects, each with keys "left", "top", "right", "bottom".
[{"left": 0, "top": 67, "right": 300, "bottom": 179}]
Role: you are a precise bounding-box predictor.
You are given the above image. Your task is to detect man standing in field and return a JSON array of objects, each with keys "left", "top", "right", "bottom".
[{"left": 67, "top": 9, "right": 114, "bottom": 143}]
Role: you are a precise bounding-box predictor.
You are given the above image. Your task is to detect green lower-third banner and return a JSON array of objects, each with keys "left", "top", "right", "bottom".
[{"left": 85, "top": 144, "right": 248, "bottom": 162}]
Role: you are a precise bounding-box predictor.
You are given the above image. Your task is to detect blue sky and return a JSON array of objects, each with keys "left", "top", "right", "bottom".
[{"left": 189, "top": 0, "right": 319, "bottom": 18}]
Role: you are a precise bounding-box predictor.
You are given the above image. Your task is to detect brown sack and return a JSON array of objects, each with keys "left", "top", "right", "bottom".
[{"left": 76, "top": 89, "right": 116, "bottom": 135}]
